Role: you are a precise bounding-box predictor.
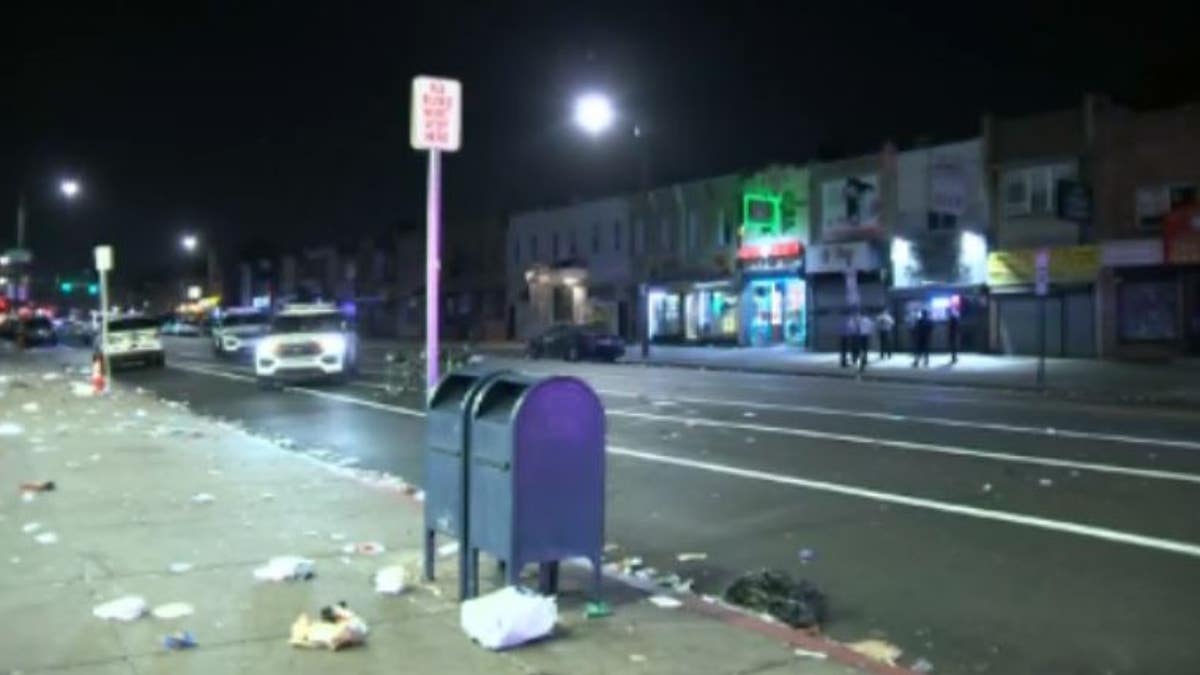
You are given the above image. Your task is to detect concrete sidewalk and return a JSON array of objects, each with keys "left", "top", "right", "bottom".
[
  {"left": 0, "top": 352, "right": 894, "bottom": 675},
  {"left": 620, "top": 344, "right": 1200, "bottom": 407}
]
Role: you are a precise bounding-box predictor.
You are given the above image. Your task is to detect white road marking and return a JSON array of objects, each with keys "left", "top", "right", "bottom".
[
  {"left": 169, "top": 362, "right": 424, "bottom": 418},
  {"left": 607, "top": 408, "right": 1200, "bottom": 485},
  {"left": 595, "top": 388, "right": 1200, "bottom": 451},
  {"left": 607, "top": 445, "right": 1200, "bottom": 559},
  {"left": 165, "top": 360, "right": 1200, "bottom": 558}
]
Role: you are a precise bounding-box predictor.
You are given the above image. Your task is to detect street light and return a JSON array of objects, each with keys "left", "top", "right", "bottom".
[
  {"left": 573, "top": 92, "right": 616, "bottom": 136},
  {"left": 59, "top": 179, "right": 81, "bottom": 199},
  {"left": 181, "top": 234, "right": 198, "bottom": 253}
]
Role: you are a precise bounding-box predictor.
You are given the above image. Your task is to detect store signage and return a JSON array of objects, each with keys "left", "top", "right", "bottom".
[
  {"left": 737, "top": 238, "right": 802, "bottom": 261},
  {"left": 987, "top": 245, "right": 1099, "bottom": 287},
  {"left": 1035, "top": 249, "right": 1049, "bottom": 296},
  {"left": 410, "top": 76, "right": 462, "bottom": 152},
  {"left": 807, "top": 241, "right": 880, "bottom": 274},
  {"left": 1164, "top": 203, "right": 1200, "bottom": 265},
  {"left": 1101, "top": 238, "right": 1162, "bottom": 268}
]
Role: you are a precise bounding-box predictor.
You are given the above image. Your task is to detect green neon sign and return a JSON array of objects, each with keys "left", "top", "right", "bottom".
[{"left": 743, "top": 191, "right": 783, "bottom": 239}]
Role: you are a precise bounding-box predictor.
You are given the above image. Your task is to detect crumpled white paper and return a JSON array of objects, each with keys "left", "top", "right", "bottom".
[{"left": 460, "top": 586, "right": 557, "bottom": 650}]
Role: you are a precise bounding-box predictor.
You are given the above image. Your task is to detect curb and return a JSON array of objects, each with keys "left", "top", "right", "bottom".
[{"left": 609, "top": 356, "right": 1200, "bottom": 412}]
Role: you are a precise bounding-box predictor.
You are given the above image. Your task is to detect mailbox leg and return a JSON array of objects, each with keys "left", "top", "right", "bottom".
[
  {"left": 467, "top": 547, "right": 481, "bottom": 599},
  {"left": 589, "top": 556, "right": 603, "bottom": 602},
  {"left": 538, "top": 562, "right": 560, "bottom": 595},
  {"left": 423, "top": 529, "right": 435, "bottom": 582},
  {"left": 506, "top": 557, "right": 522, "bottom": 588}
]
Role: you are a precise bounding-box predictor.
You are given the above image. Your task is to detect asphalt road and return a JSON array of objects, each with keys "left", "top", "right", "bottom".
[{"left": 112, "top": 337, "right": 1200, "bottom": 674}]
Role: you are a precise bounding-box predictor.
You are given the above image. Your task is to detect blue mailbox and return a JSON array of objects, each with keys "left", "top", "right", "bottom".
[
  {"left": 423, "top": 366, "right": 510, "bottom": 599},
  {"left": 466, "top": 373, "right": 605, "bottom": 599}
]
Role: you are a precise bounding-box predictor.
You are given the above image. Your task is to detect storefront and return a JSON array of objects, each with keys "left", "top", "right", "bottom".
[
  {"left": 806, "top": 241, "right": 886, "bottom": 351},
  {"left": 736, "top": 191, "right": 807, "bottom": 346},
  {"left": 647, "top": 279, "right": 740, "bottom": 345},
  {"left": 987, "top": 245, "right": 1099, "bottom": 357},
  {"left": 888, "top": 230, "right": 990, "bottom": 353}
]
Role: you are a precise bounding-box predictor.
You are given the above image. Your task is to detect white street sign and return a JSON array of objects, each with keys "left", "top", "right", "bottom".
[
  {"left": 94, "top": 246, "right": 114, "bottom": 272},
  {"left": 1035, "top": 249, "right": 1049, "bottom": 296},
  {"left": 410, "top": 76, "right": 462, "bottom": 152}
]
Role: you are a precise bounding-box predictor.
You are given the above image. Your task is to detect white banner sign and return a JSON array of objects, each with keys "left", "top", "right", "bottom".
[{"left": 410, "top": 76, "right": 462, "bottom": 152}]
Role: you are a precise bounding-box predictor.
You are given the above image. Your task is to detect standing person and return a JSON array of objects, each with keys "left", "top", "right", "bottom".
[
  {"left": 876, "top": 308, "right": 895, "bottom": 359},
  {"left": 913, "top": 309, "right": 932, "bottom": 368},
  {"left": 839, "top": 311, "right": 854, "bottom": 368},
  {"left": 948, "top": 307, "right": 961, "bottom": 365},
  {"left": 856, "top": 311, "right": 873, "bottom": 372}
]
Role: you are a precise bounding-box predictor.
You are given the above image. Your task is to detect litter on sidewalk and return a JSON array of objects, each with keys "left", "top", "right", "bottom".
[
  {"left": 847, "top": 639, "right": 902, "bottom": 666},
  {"left": 93, "top": 595, "right": 148, "bottom": 622},
  {"left": 163, "top": 631, "right": 197, "bottom": 650},
  {"left": 0, "top": 423, "right": 23, "bottom": 436},
  {"left": 461, "top": 586, "right": 557, "bottom": 650},
  {"left": 341, "top": 541, "right": 386, "bottom": 556},
  {"left": 253, "top": 556, "right": 315, "bottom": 582},
  {"left": 676, "top": 552, "right": 707, "bottom": 562},
  {"left": 168, "top": 562, "right": 194, "bottom": 574},
  {"left": 724, "top": 569, "right": 827, "bottom": 629},
  {"left": 372, "top": 565, "right": 407, "bottom": 595},
  {"left": 152, "top": 602, "right": 195, "bottom": 619},
  {"left": 648, "top": 595, "right": 683, "bottom": 609},
  {"left": 190, "top": 493, "right": 215, "bottom": 504},
  {"left": 289, "top": 602, "right": 369, "bottom": 651},
  {"left": 34, "top": 532, "right": 59, "bottom": 545},
  {"left": 21, "top": 402, "right": 40, "bottom": 413},
  {"left": 19, "top": 480, "right": 56, "bottom": 493}
]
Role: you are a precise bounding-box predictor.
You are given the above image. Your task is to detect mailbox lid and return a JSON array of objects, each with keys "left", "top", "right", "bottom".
[{"left": 469, "top": 373, "right": 539, "bottom": 466}]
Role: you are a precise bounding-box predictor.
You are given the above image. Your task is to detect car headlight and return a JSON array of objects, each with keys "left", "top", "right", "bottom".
[
  {"left": 256, "top": 338, "right": 276, "bottom": 359},
  {"left": 317, "top": 334, "right": 346, "bottom": 355}
]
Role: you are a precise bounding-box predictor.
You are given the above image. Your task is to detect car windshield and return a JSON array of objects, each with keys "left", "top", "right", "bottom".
[
  {"left": 270, "top": 313, "right": 345, "bottom": 333},
  {"left": 109, "top": 317, "right": 159, "bottom": 332},
  {"left": 221, "top": 313, "right": 269, "bottom": 327}
]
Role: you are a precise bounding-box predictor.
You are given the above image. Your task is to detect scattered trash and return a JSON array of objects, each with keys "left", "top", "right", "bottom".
[
  {"left": 1037, "top": 478, "right": 1054, "bottom": 487},
  {"left": 437, "top": 541, "right": 460, "bottom": 557},
  {"left": 35, "top": 532, "right": 59, "bottom": 545},
  {"left": 744, "top": 436, "right": 756, "bottom": 444},
  {"left": 253, "top": 556, "right": 315, "bottom": 582},
  {"left": 19, "top": 481, "right": 56, "bottom": 493},
  {"left": 71, "top": 382, "right": 95, "bottom": 397},
  {"left": 89, "top": 453, "right": 102, "bottom": 462},
  {"left": 798, "top": 548, "right": 816, "bottom": 565},
  {"left": 329, "top": 532, "right": 347, "bottom": 542},
  {"left": 152, "top": 602, "right": 195, "bottom": 620},
  {"left": 911, "top": 656, "right": 935, "bottom": 672},
  {"left": 191, "top": 493, "right": 215, "bottom": 504},
  {"left": 341, "top": 541, "right": 386, "bottom": 556},
  {"left": 21, "top": 522, "right": 41, "bottom": 534},
  {"left": 42, "top": 372, "right": 62, "bottom": 381},
  {"left": 743, "top": 411, "right": 757, "bottom": 418},
  {"left": 461, "top": 586, "right": 557, "bottom": 650},
  {"left": 373, "top": 566, "right": 407, "bottom": 595},
  {"left": 289, "top": 602, "right": 369, "bottom": 651},
  {"left": 847, "top": 639, "right": 902, "bottom": 666},
  {"left": 724, "top": 569, "right": 827, "bottom": 629},
  {"left": 261, "top": 492, "right": 275, "bottom": 501},
  {"left": 603, "top": 542, "right": 620, "bottom": 554},
  {"left": 629, "top": 654, "right": 648, "bottom": 663},
  {"left": 981, "top": 483, "right": 993, "bottom": 493},
  {"left": 584, "top": 600, "right": 612, "bottom": 619},
  {"left": 793, "top": 647, "right": 829, "bottom": 660},
  {"left": 648, "top": 595, "right": 683, "bottom": 609},
  {"left": 0, "top": 423, "right": 23, "bottom": 436},
  {"left": 168, "top": 562, "right": 193, "bottom": 574},
  {"left": 135, "top": 409, "right": 148, "bottom": 417},
  {"left": 163, "top": 630, "right": 197, "bottom": 650},
  {"left": 1045, "top": 427, "right": 1057, "bottom": 435},
  {"left": 676, "top": 552, "right": 707, "bottom": 562},
  {"left": 21, "top": 492, "right": 35, "bottom": 503},
  {"left": 21, "top": 402, "right": 40, "bottom": 413},
  {"left": 93, "top": 595, "right": 148, "bottom": 622}
]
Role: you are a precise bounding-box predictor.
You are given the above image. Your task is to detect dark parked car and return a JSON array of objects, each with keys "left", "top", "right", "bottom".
[
  {"left": 527, "top": 323, "right": 625, "bottom": 362},
  {"left": 17, "top": 316, "right": 59, "bottom": 346}
]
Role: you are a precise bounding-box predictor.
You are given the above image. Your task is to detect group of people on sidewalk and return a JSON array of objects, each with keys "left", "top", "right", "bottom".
[{"left": 840, "top": 307, "right": 959, "bottom": 372}]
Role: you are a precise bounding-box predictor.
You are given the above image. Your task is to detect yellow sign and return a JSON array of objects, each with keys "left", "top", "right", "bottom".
[{"left": 987, "top": 245, "right": 1099, "bottom": 286}]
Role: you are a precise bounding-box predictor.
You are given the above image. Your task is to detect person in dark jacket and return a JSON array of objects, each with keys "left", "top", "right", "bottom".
[
  {"left": 948, "top": 308, "right": 960, "bottom": 364},
  {"left": 912, "top": 309, "right": 932, "bottom": 368}
]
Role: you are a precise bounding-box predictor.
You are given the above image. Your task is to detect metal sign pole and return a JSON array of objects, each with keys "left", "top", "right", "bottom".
[
  {"left": 426, "top": 148, "right": 442, "bottom": 397},
  {"left": 1037, "top": 294, "right": 1046, "bottom": 389},
  {"left": 99, "top": 269, "right": 110, "bottom": 381}
]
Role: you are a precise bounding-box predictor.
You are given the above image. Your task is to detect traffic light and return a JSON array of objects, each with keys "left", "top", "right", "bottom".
[
  {"left": 87, "top": 283, "right": 98, "bottom": 296},
  {"left": 60, "top": 282, "right": 74, "bottom": 293}
]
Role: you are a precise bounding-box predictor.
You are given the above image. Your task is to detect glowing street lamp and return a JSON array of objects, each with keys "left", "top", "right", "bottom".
[
  {"left": 573, "top": 92, "right": 616, "bottom": 136},
  {"left": 59, "top": 179, "right": 81, "bottom": 199},
  {"left": 181, "top": 234, "right": 198, "bottom": 253}
]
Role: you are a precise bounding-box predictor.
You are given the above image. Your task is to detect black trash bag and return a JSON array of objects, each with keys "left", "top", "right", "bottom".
[{"left": 723, "top": 569, "right": 827, "bottom": 628}]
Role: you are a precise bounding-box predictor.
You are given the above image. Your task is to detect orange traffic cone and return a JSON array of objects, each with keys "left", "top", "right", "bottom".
[{"left": 91, "top": 353, "right": 108, "bottom": 394}]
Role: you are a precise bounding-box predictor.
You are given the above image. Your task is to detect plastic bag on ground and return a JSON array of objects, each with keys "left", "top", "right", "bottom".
[
  {"left": 461, "top": 586, "right": 557, "bottom": 650},
  {"left": 289, "top": 602, "right": 369, "bottom": 650},
  {"left": 253, "top": 556, "right": 315, "bottom": 582},
  {"left": 94, "top": 595, "right": 148, "bottom": 621},
  {"left": 723, "top": 569, "right": 827, "bottom": 629},
  {"left": 373, "top": 565, "right": 407, "bottom": 595}
]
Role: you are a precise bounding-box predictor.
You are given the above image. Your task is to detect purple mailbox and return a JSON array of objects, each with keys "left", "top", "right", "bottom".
[{"left": 466, "top": 373, "right": 605, "bottom": 599}]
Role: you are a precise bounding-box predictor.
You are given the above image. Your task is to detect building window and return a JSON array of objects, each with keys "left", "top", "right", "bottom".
[
  {"left": 1137, "top": 184, "right": 1197, "bottom": 230},
  {"left": 613, "top": 220, "right": 622, "bottom": 251},
  {"left": 1003, "top": 163, "right": 1075, "bottom": 217}
]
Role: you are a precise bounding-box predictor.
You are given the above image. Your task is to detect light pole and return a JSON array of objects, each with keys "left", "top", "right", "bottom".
[
  {"left": 572, "top": 91, "right": 651, "bottom": 358},
  {"left": 7, "top": 177, "right": 81, "bottom": 301}
]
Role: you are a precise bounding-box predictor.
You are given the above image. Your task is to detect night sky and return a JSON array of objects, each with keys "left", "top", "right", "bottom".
[{"left": 5, "top": 2, "right": 1199, "bottom": 279}]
